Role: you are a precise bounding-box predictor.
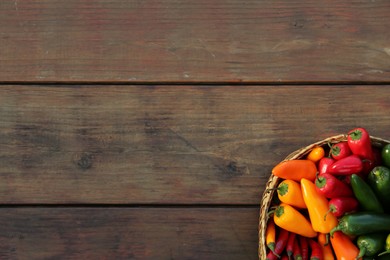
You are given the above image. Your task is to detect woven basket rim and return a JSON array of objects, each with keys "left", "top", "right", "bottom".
[{"left": 258, "top": 134, "right": 390, "bottom": 260}]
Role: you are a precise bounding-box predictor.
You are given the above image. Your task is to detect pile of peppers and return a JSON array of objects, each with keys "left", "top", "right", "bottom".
[{"left": 266, "top": 127, "right": 390, "bottom": 260}]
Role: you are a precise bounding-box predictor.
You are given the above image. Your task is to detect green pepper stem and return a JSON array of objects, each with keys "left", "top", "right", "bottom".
[
  {"left": 267, "top": 242, "right": 277, "bottom": 256},
  {"left": 267, "top": 210, "right": 275, "bottom": 218},
  {"left": 323, "top": 207, "right": 332, "bottom": 221},
  {"left": 356, "top": 246, "right": 366, "bottom": 260},
  {"left": 329, "top": 225, "right": 340, "bottom": 237},
  {"left": 378, "top": 250, "right": 390, "bottom": 256}
]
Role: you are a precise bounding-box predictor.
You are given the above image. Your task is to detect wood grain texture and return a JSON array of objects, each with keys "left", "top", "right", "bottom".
[
  {"left": 1, "top": 0, "right": 389, "bottom": 83},
  {"left": 0, "top": 207, "right": 258, "bottom": 260},
  {"left": 1, "top": 85, "right": 390, "bottom": 204}
]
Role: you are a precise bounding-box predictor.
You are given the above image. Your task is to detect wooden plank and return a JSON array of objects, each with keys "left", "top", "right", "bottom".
[
  {"left": 0, "top": 207, "right": 258, "bottom": 260},
  {"left": 1, "top": 1, "right": 389, "bottom": 83},
  {"left": 1, "top": 85, "right": 390, "bottom": 204}
]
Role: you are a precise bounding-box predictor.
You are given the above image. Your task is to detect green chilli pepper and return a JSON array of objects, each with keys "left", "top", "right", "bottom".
[
  {"left": 350, "top": 174, "right": 384, "bottom": 213},
  {"left": 330, "top": 212, "right": 390, "bottom": 237},
  {"left": 368, "top": 166, "right": 390, "bottom": 212},
  {"left": 356, "top": 233, "right": 387, "bottom": 258}
]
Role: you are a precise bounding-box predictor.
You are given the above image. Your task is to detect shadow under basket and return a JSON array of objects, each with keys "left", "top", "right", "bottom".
[{"left": 258, "top": 134, "right": 390, "bottom": 260}]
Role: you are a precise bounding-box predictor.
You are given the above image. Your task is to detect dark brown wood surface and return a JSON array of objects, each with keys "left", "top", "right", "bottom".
[
  {"left": 0, "top": 208, "right": 258, "bottom": 260},
  {"left": 1, "top": 0, "right": 389, "bottom": 83},
  {"left": 1, "top": 1, "right": 390, "bottom": 259},
  {"left": 1, "top": 85, "right": 390, "bottom": 205}
]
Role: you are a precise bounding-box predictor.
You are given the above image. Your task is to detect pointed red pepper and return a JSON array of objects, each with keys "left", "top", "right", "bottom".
[
  {"left": 347, "top": 127, "right": 374, "bottom": 160},
  {"left": 308, "top": 239, "right": 323, "bottom": 260},
  {"left": 327, "top": 197, "right": 359, "bottom": 217},
  {"left": 274, "top": 228, "right": 290, "bottom": 257},
  {"left": 330, "top": 141, "right": 351, "bottom": 160},
  {"left": 361, "top": 146, "right": 382, "bottom": 175},
  {"left": 318, "top": 157, "right": 335, "bottom": 175},
  {"left": 328, "top": 155, "right": 363, "bottom": 175},
  {"left": 299, "top": 236, "right": 309, "bottom": 260},
  {"left": 315, "top": 173, "right": 353, "bottom": 198},
  {"left": 286, "top": 232, "right": 296, "bottom": 259},
  {"left": 293, "top": 239, "right": 302, "bottom": 260}
]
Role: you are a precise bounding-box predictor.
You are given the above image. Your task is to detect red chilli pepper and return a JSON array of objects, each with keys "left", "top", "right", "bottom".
[
  {"left": 274, "top": 229, "right": 290, "bottom": 257},
  {"left": 315, "top": 173, "right": 353, "bottom": 198},
  {"left": 308, "top": 239, "right": 323, "bottom": 260},
  {"left": 347, "top": 127, "right": 374, "bottom": 160},
  {"left": 330, "top": 141, "right": 351, "bottom": 161},
  {"left": 286, "top": 232, "right": 296, "bottom": 259},
  {"left": 281, "top": 254, "right": 289, "bottom": 260},
  {"left": 293, "top": 239, "right": 302, "bottom": 260},
  {"left": 299, "top": 236, "right": 309, "bottom": 260},
  {"left": 361, "top": 147, "right": 382, "bottom": 175},
  {"left": 266, "top": 250, "right": 278, "bottom": 260},
  {"left": 327, "top": 197, "right": 359, "bottom": 218},
  {"left": 318, "top": 157, "right": 335, "bottom": 175},
  {"left": 328, "top": 155, "right": 363, "bottom": 175}
]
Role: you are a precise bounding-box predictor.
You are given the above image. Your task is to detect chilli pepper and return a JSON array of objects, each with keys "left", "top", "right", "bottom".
[
  {"left": 315, "top": 173, "right": 353, "bottom": 198},
  {"left": 361, "top": 147, "right": 382, "bottom": 176},
  {"left": 273, "top": 203, "right": 317, "bottom": 238},
  {"left": 272, "top": 160, "right": 318, "bottom": 182},
  {"left": 307, "top": 146, "right": 325, "bottom": 163},
  {"left": 277, "top": 179, "right": 307, "bottom": 209},
  {"left": 266, "top": 250, "right": 279, "bottom": 260},
  {"left": 293, "top": 239, "right": 302, "bottom": 260},
  {"left": 330, "top": 212, "right": 390, "bottom": 237},
  {"left": 318, "top": 233, "right": 335, "bottom": 260},
  {"left": 368, "top": 166, "right": 390, "bottom": 212},
  {"left": 378, "top": 233, "right": 390, "bottom": 256},
  {"left": 330, "top": 141, "right": 351, "bottom": 161},
  {"left": 356, "top": 233, "right": 387, "bottom": 259},
  {"left": 382, "top": 144, "right": 390, "bottom": 168},
  {"left": 266, "top": 219, "right": 277, "bottom": 254},
  {"left": 327, "top": 197, "right": 359, "bottom": 218},
  {"left": 274, "top": 228, "right": 290, "bottom": 258},
  {"left": 281, "top": 254, "right": 289, "bottom": 260},
  {"left": 299, "top": 236, "right": 309, "bottom": 260},
  {"left": 350, "top": 173, "right": 384, "bottom": 213},
  {"left": 286, "top": 232, "right": 296, "bottom": 260},
  {"left": 328, "top": 155, "right": 363, "bottom": 175},
  {"left": 308, "top": 239, "right": 323, "bottom": 260},
  {"left": 330, "top": 231, "right": 360, "bottom": 260},
  {"left": 347, "top": 127, "right": 374, "bottom": 160},
  {"left": 301, "top": 179, "right": 338, "bottom": 234},
  {"left": 318, "top": 157, "right": 335, "bottom": 175}
]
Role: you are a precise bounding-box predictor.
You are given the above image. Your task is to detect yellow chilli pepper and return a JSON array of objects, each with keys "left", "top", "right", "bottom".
[
  {"left": 265, "top": 219, "right": 276, "bottom": 254},
  {"left": 273, "top": 203, "right": 317, "bottom": 238},
  {"left": 277, "top": 179, "right": 307, "bottom": 208},
  {"left": 301, "top": 178, "right": 338, "bottom": 233}
]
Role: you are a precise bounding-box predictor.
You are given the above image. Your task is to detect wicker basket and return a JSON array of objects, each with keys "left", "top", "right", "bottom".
[{"left": 258, "top": 134, "right": 390, "bottom": 260}]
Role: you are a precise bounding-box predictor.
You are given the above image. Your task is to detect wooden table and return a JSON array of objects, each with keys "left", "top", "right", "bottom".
[{"left": 1, "top": 1, "right": 389, "bottom": 259}]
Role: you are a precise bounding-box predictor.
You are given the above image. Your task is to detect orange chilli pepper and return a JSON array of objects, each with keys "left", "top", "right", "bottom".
[
  {"left": 307, "top": 146, "right": 325, "bottom": 163},
  {"left": 330, "top": 231, "right": 361, "bottom": 260},
  {"left": 265, "top": 218, "right": 277, "bottom": 254},
  {"left": 273, "top": 203, "right": 317, "bottom": 238},
  {"left": 277, "top": 179, "right": 307, "bottom": 208},
  {"left": 272, "top": 160, "right": 317, "bottom": 182},
  {"left": 318, "top": 233, "right": 335, "bottom": 260},
  {"left": 301, "top": 178, "right": 338, "bottom": 233}
]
